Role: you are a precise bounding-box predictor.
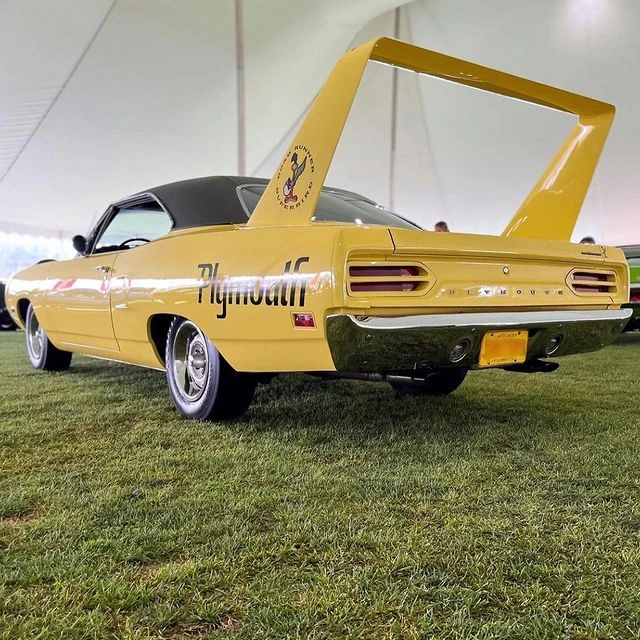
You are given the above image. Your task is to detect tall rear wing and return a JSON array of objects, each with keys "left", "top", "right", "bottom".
[{"left": 247, "top": 37, "right": 614, "bottom": 242}]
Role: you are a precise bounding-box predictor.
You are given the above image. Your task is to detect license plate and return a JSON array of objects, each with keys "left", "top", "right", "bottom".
[{"left": 479, "top": 329, "right": 528, "bottom": 367}]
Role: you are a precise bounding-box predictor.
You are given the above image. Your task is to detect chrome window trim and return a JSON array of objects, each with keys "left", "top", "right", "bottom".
[{"left": 89, "top": 192, "right": 174, "bottom": 256}]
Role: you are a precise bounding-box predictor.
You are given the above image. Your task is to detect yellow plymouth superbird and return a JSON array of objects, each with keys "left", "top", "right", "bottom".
[{"left": 5, "top": 38, "right": 631, "bottom": 420}]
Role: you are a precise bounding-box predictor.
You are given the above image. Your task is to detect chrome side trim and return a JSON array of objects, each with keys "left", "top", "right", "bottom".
[{"left": 326, "top": 309, "right": 631, "bottom": 373}]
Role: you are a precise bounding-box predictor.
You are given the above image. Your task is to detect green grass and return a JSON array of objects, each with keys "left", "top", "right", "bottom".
[{"left": 1, "top": 331, "right": 639, "bottom": 640}]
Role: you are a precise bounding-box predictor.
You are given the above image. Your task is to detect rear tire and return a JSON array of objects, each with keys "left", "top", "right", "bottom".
[
  {"left": 390, "top": 368, "right": 468, "bottom": 396},
  {"left": 165, "top": 317, "right": 256, "bottom": 421},
  {"left": 25, "top": 303, "right": 72, "bottom": 371}
]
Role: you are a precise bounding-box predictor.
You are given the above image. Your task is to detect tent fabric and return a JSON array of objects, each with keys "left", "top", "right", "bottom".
[
  {"left": 0, "top": 0, "right": 114, "bottom": 183},
  {"left": 0, "top": 0, "right": 638, "bottom": 245},
  {"left": 0, "top": 0, "right": 240, "bottom": 237},
  {"left": 403, "top": 0, "right": 640, "bottom": 243}
]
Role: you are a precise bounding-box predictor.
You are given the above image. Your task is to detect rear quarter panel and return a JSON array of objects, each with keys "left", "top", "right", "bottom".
[{"left": 110, "top": 224, "right": 391, "bottom": 371}]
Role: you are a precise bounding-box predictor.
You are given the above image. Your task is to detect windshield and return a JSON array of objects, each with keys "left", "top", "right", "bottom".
[{"left": 237, "top": 185, "right": 421, "bottom": 231}]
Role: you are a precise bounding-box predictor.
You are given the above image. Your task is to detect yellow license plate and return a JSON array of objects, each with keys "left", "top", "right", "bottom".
[{"left": 479, "top": 329, "right": 528, "bottom": 368}]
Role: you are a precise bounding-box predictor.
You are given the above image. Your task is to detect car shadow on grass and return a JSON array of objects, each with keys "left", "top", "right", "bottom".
[
  {"left": 19, "top": 343, "right": 636, "bottom": 449},
  {"left": 615, "top": 331, "right": 640, "bottom": 347},
  {"left": 242, "top": 370, "right": 588, "bottom": 446}
]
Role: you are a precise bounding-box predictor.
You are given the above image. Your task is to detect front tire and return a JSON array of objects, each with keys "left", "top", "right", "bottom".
[
  {"left": 165, "top": 317, "right": 256, "bottom": 421},
  {"left": 25, "top": 303, "right": 72, "bottom": 371},
  {"left": 0, "top": 318, "right": 17, "bottom": 331},
  {"left": 390, "top": 368, "right": 468, "bottom": 396}
]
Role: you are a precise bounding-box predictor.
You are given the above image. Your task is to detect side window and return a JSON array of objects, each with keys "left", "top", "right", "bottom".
[{"left": 93, "top": 200, "right": 173, "bottom": 253}]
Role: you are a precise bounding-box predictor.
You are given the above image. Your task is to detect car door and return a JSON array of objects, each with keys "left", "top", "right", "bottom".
[
  {"left": 44, "top": 248, "right": 119, "bottom": 351},
  {"left": 46, "top": 196, "right": 173, "bottom": 352}
]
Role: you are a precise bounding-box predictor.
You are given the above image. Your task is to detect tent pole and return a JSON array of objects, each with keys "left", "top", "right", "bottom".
[
  {"left": 388, "top": 6, "right": 401, "bottom": 210},
  {"left": 235, "top": 0, "right": 246, "bottom": 176}
]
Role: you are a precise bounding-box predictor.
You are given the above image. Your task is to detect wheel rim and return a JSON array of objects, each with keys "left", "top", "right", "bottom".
[
  {"left": 27, "top": 310, "right": 44, "bottom": 360},
  {"left": 172, "top": 321, "right": 209, "bottom": 402}
]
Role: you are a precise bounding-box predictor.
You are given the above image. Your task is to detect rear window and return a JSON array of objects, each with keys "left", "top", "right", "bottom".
[{"left": 237, "top": 185, "right": 421, "bottom": 231}]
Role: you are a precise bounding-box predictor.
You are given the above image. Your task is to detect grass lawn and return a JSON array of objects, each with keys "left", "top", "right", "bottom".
[{"left": 1, "top": 330, "right": 639, "bottom": 639}]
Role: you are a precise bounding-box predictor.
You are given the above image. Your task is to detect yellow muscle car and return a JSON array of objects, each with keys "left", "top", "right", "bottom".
[{"left": 5, "top": 38, "right": 631, "bottom": 420}]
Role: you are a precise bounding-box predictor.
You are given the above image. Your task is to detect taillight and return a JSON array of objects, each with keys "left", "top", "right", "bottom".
[
  {"left": 348, "top": 265, "right": 427, "bottom": 293},
  {"left": 568, "top": 270, "right": 617, "bottom": 295},
  {"left": 630, "top": 292, "right": 640, "bottom": 303},
  {"left": 349, "top": 266, "right": 419, "bottom": 278}
]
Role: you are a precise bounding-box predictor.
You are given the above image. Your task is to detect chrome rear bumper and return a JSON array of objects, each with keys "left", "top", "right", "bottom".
[{"left": 326, "top": 309, "right": 631, "bottom": 372}]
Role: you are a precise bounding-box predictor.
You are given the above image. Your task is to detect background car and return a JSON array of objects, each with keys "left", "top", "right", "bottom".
[
  {"left": 621, "top": 245, "right": 640, "bottom": 331},
  {"left": 0, "top": 282, "right": 17, "bottom": 331}
]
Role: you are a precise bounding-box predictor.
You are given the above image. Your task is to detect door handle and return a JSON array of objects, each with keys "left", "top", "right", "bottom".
[{"left": 93, "top": 265, "right": 111, "bottom": 273}]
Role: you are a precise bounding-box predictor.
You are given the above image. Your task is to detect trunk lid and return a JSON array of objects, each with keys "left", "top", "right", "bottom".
[{"left": 341, "top": 229, "right": 628, "bottom": 311}]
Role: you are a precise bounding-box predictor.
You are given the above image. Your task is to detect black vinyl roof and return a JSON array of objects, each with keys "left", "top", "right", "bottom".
[
  {"left": 133, "top": 175, "right": 378, "bottom": 230},
  {"left": 139, "top": 176, "right": 266, "bottom": 230}
]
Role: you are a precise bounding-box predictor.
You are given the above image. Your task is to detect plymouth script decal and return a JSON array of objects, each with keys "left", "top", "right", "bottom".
[{"left": 197, "top": 257, "right": 310, "bottom": 319}]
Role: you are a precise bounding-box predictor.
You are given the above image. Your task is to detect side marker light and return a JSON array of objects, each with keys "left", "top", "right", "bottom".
[{"left": 293, "top": 312, "right": 315, "bottom": 328}]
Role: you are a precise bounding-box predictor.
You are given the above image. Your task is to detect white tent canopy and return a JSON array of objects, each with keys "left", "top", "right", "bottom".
[{"left": 0, "top": 0, "right": 638, "bottom": 245}]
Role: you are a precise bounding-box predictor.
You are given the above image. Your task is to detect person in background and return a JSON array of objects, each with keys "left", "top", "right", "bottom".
[
  {"left": 580, "top": 236, "right": 596, "bottom": 244},
  {"left": 434, "top": 221, "right": 450, "bottom": 232}
]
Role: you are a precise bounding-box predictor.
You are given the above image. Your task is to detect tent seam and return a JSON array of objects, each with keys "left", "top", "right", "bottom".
[{"left": 0, "top": 0, "right": 119, "bottom": 188}]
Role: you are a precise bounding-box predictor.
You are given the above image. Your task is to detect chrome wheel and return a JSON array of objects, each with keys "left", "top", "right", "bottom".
[
  {"left": 171, "top": 320, "right": 209, "bottom": 402},
  {"left": 165, "top": 317, "right": 257, "bottom": 420},
  {"left": 24, "top": 303, "right": 72, "bottom": 371},
  {"left": 27, "top": 309, "right": 44, "bottom": 360}
]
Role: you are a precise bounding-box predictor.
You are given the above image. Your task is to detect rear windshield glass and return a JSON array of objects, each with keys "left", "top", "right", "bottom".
[{"left": 237, "top": 185, "right": 421, "bottom": 230}]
